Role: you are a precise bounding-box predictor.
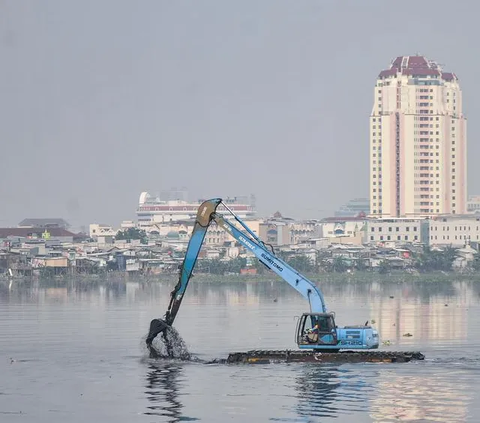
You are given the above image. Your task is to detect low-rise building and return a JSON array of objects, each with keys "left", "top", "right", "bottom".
[
  {"left": 334, "top": 198, "right": 370, "bottom": 217},
  {"left": 467, "top": 195, "right": 480, "bottom": 214},
  {"left": 319, "top": 217, "right": 367, "bottom": 241},
  {"left": 89, "top": 224, "right": 116, "bottom": 244},
  {"left": 18, "top": 218, "right": 70, "bottom": 230},
  {"left": 366, "top": 218, "right": 424, "bottom": 244},
  {"left": 427, "top": 214, "right": 480, "bottom": 247},
  {"left": 136, "top": 192, "right": 256, "bottom": 225},
  {"left": 259, "top": 215, "right": 319, "bottom": 246},
  {"left": 0, "top": 228, "right": 75, "bottom": 243}
]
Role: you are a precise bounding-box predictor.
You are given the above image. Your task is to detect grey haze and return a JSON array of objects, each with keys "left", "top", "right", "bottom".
[{"left": 0, "top": 0, "right": 478, "bottom": 229}]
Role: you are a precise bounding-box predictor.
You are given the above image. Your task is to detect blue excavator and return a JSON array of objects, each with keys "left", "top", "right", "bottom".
[{"left": 146, "top": 198, "right": 380, "bottom": 358}]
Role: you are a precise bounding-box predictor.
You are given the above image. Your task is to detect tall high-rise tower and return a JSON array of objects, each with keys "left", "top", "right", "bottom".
[{"left": 370, "top": 55, "right": 467, "bottom": 218}]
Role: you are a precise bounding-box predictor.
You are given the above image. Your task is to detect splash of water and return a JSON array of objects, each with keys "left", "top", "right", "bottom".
[{"left": 149, "top": 327, "right": 191, "bottom": 361}]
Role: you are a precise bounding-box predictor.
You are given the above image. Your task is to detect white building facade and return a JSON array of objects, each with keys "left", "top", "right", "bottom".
[
  {"left": 427, "top": 215, "right": 480, "bottom": 247},
  {"left": 367, "top": 218, "right": 423, "bottom": 244},
  {"left": 136, "top": 192, "right": 256, "bottom": 226}
]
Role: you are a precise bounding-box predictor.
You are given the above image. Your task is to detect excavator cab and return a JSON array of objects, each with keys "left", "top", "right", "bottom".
[{"left": 296, "top": 313, "right": 339, "bottom": 349}]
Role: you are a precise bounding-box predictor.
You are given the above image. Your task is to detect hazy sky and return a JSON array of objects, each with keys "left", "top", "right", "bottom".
[{"left": 1, "top": 0, "right": 479, "bottom": 229}]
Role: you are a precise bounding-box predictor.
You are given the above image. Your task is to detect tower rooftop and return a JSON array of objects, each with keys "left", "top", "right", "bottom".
[{"left": 378, "top": 55, "right": 457, "bottom": 81}]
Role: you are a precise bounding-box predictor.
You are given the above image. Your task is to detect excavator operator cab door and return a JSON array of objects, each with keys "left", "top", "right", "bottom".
[{"left": 296, "top": 313, "right": 338, "bottom": 347}]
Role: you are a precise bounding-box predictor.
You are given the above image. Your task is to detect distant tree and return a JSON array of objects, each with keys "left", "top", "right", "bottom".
[
  {"left": 469, "top": 251, "right": 480, "bottom": 271},
  {"left": 253, "top": 259, "right": 267, "bottom": 275},
  {"left": 378, "top": 259, "right": 390, "bottom": 274},
  {"left": 196, "top": 259, "right": 227, "bottom": 275},
  {"left": 195, "top": 257, "right": 249, "bottom": 275},
  {"left": 414, "top": 246, "right": 457, "bottom": 272},
  {"left": 226, "top": 257, "right": 247, "bottom": 274},
  {"left": 286, "top": 255, "right": 315, "bottom": 273},
  {"left": 355, "top": 258, "right": 368, "bottom": 271},
  {"left": 332, "top": 257, "right": 347, "bottom": 273},
  {"left": 115, "top": 228, "right": 147, "bottom": 244},
  {"left": 316, "top": 250, "right": 333, "bottom": 272}
]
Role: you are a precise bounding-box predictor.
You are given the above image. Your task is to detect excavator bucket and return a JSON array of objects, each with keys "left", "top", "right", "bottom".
[{"left": 146, "top": 318, "right": 171, "bottom": 357}]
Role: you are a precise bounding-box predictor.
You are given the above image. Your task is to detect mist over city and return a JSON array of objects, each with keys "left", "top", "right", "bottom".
[{"left": 1, "top": 1, "right": 479, "bottom": 228}]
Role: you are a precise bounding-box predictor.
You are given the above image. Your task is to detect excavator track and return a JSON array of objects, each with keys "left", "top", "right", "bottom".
[{"left": 226, "top": 350, "right": 425, "bottom": 364}]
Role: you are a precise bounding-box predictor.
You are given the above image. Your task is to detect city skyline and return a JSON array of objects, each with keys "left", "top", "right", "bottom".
[{"left": 1, "top": 1, "right": 479, "bottom": 228}]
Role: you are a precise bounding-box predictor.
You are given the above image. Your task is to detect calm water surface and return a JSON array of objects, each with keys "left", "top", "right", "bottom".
[{"left": 1, "top": 277, "right": 480, "bottom": 422}]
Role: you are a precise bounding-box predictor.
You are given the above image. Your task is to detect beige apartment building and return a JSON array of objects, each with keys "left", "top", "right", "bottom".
[{"left": 370, "top": 55, "right": 467, "bottom": 218}]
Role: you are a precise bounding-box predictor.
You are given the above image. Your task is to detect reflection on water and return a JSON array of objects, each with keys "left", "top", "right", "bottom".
[
  {"left": 369, "top": 280, "right": 475, "bottom": 346},
  {"left": 370, "top": 368, "right": 473, "bottom": 422},
  {"left": 294, "top": 362, "right": 476, "bottom": 423},
  {"left": 295, "top": 366, "right": 342, "bottom": 418},
  {"left": 144, "top": 362, "right": 197, "bottom": 422},
  {"left": 1, "top": 277, "right": 480, "bottom": 422}
]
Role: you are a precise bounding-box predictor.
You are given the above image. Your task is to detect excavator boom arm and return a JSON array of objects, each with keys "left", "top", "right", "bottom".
[
  {"left": 163, "top": 198, "right": 222, "bottom": 326},
  {"left": 213, "top": 214, "right": 326, "bottom": 313},
  {"left": 146, "top": 198, "right": 327, "bottom": 352}
]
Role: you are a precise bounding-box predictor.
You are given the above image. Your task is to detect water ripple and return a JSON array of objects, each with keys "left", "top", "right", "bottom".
[
  {"left": 293, "top": 365, "right": 370, "bottom": 419},
  {"left": 2, "top": 279, "right": 480, "bottom": 422},
  {"left": 144, "top": 362, "right": 199, "bottom": 422}
]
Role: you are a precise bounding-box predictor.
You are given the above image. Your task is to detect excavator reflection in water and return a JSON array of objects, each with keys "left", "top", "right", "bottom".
[{"left": 146, "top": 198, "right": 380, "bottom": 358}]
